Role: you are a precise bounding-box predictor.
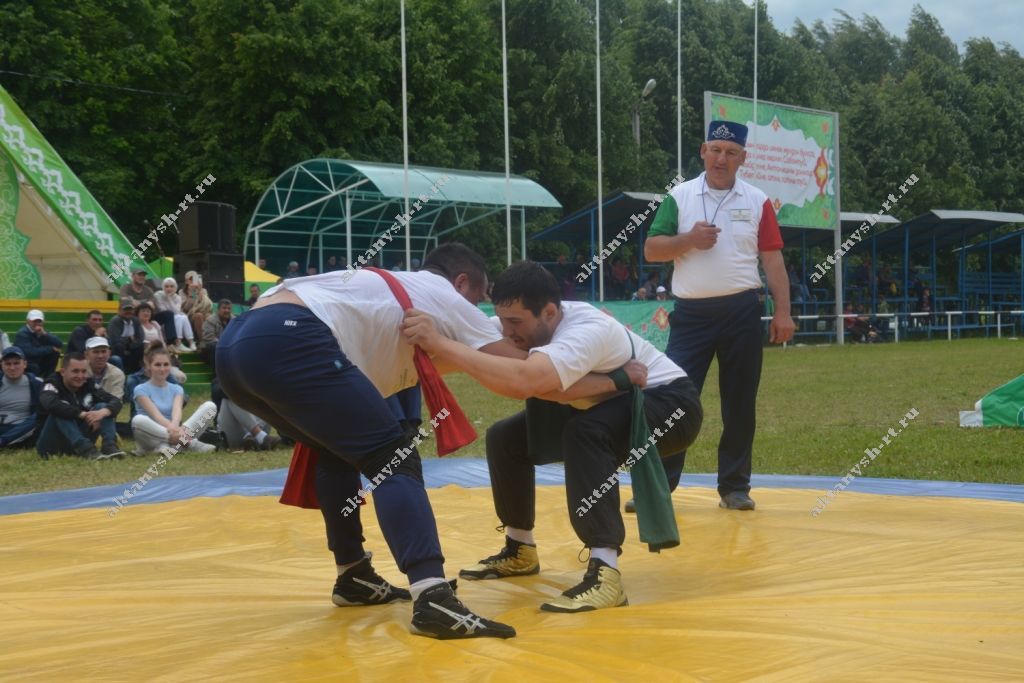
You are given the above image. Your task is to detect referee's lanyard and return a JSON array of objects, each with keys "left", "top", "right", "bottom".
[{"left": 701, "top": 176, "right": 732, "bottom": 226}]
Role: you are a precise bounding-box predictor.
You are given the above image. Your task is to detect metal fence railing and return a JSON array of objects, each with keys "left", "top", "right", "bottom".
[{"left": 761, "top": 310, "right": 1024, "bottom": 344}]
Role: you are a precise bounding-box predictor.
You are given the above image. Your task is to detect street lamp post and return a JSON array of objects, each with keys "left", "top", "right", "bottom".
[{"left": 632, "top": 78, "right": 657, "bottom": 173}]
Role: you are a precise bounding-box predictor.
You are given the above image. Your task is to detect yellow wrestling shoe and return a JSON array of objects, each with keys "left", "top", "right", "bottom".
[
  {"left": 459, "top": 536, "right": 540, "bottom": 580},
  {"left": 540, "top": 559, "right": 628, "bottom": 612}
]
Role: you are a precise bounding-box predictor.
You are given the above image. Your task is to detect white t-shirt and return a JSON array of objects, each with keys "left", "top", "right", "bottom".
[
  {"left": 529, "top": 301, "right": 686, "bottom": 409},
  {"left": 263, "top": 270, "right": 502, "bottom": 397},
  {"left": 651, "top": 172, "right": 783, "bottom": 299}
]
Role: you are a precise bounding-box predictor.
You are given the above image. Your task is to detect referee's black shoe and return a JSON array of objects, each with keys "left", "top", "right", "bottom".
[
  {"left": 410, "top": 582, "right": 516, "bottom": 640},
  {"left": 332, "top": 553, "right": 411, "bottom": 606}
]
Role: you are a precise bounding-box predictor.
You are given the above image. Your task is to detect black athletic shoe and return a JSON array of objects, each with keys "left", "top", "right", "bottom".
[
  {"left": 101, "top": 443, "right": 126, "bottom": 459},
  {"left": 410, "top": 582, "right": 516, "bottom": 640},
  {"left": 332, "top": 554, "right": 411, "bottom": 606}
]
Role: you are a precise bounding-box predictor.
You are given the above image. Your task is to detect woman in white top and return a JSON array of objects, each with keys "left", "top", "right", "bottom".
[
  {"left": 135, "top": 302, "right": 165, "bottom": 348},
  {"left": 131, "top": 344, "right": 217, "bottom": 455},
  {"left": 154, "top": 277, "right": 197, "bottom": 352}
]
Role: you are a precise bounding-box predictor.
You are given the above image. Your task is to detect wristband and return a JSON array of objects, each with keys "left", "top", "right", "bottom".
[{"left": 609, "top": 367, "right": 632, "bottom": 392}]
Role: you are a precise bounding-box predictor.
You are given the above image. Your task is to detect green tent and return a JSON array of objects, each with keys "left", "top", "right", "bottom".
[{"left": 959, "top": 374, "right": 1024, "bottom": 427}]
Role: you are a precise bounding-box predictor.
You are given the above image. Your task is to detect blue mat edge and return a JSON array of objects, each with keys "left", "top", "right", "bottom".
[{"left": 1, "top": 458, "right": 1022, "bottom": 516}]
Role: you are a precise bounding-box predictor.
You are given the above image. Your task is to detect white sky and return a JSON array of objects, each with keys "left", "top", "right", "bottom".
[{"left": 765, "top": 0, "right": 1024, "bottom": 54}]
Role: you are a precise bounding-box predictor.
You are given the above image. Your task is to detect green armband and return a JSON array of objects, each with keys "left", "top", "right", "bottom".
[{"left": 609, "top": 367, "right": 632, "bottom": 392}]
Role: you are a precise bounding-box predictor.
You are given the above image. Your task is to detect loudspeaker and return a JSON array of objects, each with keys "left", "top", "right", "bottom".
[
  {"left": 173, "top": 250, "right": 245, "bottom": 303},
  {"left": 179, "top": 202, "right": 237, "bottom": 253}
]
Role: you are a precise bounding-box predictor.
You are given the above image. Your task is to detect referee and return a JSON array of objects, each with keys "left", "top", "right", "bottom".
[{"left": 643, "top": 120, "right": 795, "bottom": 510}]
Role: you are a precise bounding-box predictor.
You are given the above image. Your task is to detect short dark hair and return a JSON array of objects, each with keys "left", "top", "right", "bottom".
[
  {"left": 87, "top": 309, "right": 102, "bottom": 319},
  {"left": 218, "top": 298, "right": 233, "bottom": 307},
  {"left": 491, "top": 261, "right": 560, "bottom": 316},
  {"left": 422, "top": 242, "right": 488, "bottom": 288},
  {"left": 62, "top": 352, "right": 86, "bottom": 368},
  {"left": 135, "top": 301, "right": 153, "bottom": 314}
]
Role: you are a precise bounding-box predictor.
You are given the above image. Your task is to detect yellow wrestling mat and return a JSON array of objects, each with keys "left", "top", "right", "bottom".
[{"left": 2, "top": 486, "right": 1022, "bottom": 681}]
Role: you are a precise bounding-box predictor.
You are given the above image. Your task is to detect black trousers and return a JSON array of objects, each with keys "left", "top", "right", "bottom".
[
  {"left": 486, "top": 377, "right": 702, "bottom": 550},
  {"left": 662, "top": 289, "right": 763, "bottom": 496}
]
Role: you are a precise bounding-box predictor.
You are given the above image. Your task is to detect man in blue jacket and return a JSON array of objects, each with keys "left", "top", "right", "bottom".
[
  {"left": 14, "top": 309, "right": 62, "bottom": 378},
  {"left": 0, "top": 346, "right": 43, "bottom": 448}
]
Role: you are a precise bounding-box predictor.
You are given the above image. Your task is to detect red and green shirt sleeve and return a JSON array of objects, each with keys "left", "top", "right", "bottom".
[{"left": 646, "top": 194, "right": 680, "bottom": 239}]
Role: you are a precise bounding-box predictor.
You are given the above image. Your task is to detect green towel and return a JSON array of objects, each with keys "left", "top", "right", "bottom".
[
  {"left": 626, "top": 381, "right": 680, "bottom": 552},
  {"left": 612, "top": 332, "right": 680, "bottom": 553}
]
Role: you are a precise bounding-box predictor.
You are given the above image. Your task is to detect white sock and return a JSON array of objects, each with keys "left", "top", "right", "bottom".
[
  {"left": 590, "top": 547, "right": 618, "bottom": 569},
  {"left": 336, "top": 557, "right": 363, "bottom": 576},
  {"left": 254, "top": 430, "right": 267, "bottom": 445},
  {"left": 505, "top": 526, "right": 535, "bottom": 545},
  {"left": 409, "top": 577, "right": 446, "bottom": 600}
]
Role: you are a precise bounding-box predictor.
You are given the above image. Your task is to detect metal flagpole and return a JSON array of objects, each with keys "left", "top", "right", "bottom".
[
  {"left": 401, "top": 0, "right": 411, "bottom": 271},
  {"left": 677, "top": 0, "right": 682, "bottom": 178},
  {"left": 596, "top": 0, "right": 604, "bottom": 302},
  {"left": 502, "top": 0, "right": 513, "bottom": 265},
  {"left": 752, "top": 0, "right": 758, "bottom": 146}
]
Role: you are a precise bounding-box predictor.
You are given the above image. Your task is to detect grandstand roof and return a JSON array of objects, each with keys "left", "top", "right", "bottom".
[{"left": 243, "top": 159, "right": 561, "bottom": 270}]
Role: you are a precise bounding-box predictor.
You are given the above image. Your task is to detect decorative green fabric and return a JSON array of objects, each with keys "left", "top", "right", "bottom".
[
  {"left": 0, "top": 85, "right": 142, "bottom": 285},
  {"left": 0, "top": 154, "right": 41, "bottom": 298}
]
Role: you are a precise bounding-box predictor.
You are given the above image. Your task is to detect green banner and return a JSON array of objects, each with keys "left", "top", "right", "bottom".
[{"left": 705, "top": 92, "right": 840, "bottom": 230}]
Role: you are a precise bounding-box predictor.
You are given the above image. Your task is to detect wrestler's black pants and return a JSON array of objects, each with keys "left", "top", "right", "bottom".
[{"left": 486, "top": 377, "right": 702, "bottom": 550}]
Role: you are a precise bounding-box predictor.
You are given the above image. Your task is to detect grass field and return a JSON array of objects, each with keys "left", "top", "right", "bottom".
[{"left": 1, "top": 338, "right": 1021, "bottom": 496}]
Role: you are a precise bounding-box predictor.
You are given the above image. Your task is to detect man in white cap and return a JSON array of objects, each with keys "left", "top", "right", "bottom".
[
  {"left": 14, "top": 310, "right": 62, "bottom": 378},
  {"left": 85, "top": 336, "right": 125, "bottom": 402},
  {"left": 655, "top": 285, "right": 668, "bottom": 301},
  {"left": 643, "top": 119, "right": 795, "bottom": 511}
]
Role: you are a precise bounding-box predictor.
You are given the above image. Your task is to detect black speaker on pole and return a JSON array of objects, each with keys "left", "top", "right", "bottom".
[
  {"left": 179, "top": 202, "right": 237, "bottom": 253},
  {"left": 173, "top": 250, "right": 245, "bottom": 303}
]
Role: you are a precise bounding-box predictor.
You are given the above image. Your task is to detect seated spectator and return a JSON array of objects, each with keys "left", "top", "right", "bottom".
[
  {"left": 877, "top": 264, "right": 898, "bottom": 297},
  {"left": 844, "top": 303, "right": 876, "bottom": 343},
  {"left": 200, "top": 299, "right": 233, "bottom": 367},
  {"left": 631, "top": 286, "right": 649, "bottom": 301},
  {"left": 610, "top": 257, "right": 631, "bottom": 299},
  {"left": 410, "top": 258, "right": 421, "bottom": 272},
  {"left": 136, "top": 302, "right": 166, "bottom": 350},
  {"left": 180, "top": 271, "right": 213, "bottom": 339},
  {"left": 325, "top": 255, "right": 339, "bottom": 272},
  {"left": 108, "top": 298, "right": 146, "bottom": 373},
  {"left": 119, "top": 268, "right": 155, "bottom": 307},
  {"left": 124, "top": 341, "right": 186, "bottom": 420},
  {"left": 210, "top": 378, "right": 279, "bottom": 450},
  {"left": 244, "top": 284, "right": 261, "bottom": 307},
  {"left": 85, "top": 337, "right": 125, "bottom": 404},
  {"left": 642, "top": 270, "right": 662, "bottom": 294},
  {"left": 0, "top": 346, "right": 43, "bottom": 449},
  {"left": 131, "top": 345, "right": 216, "bottom": 455},
  {"left": 787, "top": 263, "right": 810, "bottom": 302},
  {"left": 36, "top": 353, "right": 124, "bottom": 460},
  {"left": 917, "top": 287, "right": 933, "bottom": 327},
  {"left": 283, "top": 261, "right": 301, "bottom": 279},
  {"left": 307, "top": 265, "right": 318, "bottom": 276},
  {"left": 68, "top": 310, "right": 107, "bottom": 354},
  {"left": 873, "top": 294, "right": 893, "bottom": 332},
  {"left": 655, "top": 285, "right": 668, "bottom": 301},
  {"left": 154, "top": 278, "right": 197, "bottom": 353},
  {"left": 15, "top": 309, "right": 62, "bottom": 378},
  {"left": 257, "top": 257, "right": 268, "bottom": 271},
  {"left": 548, "top": 254, "right": 574, "bottom": 301}
]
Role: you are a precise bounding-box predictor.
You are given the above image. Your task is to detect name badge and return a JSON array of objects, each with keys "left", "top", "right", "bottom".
[{"left": 730, "top": 208, "right": 752, "bottom": 221}]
